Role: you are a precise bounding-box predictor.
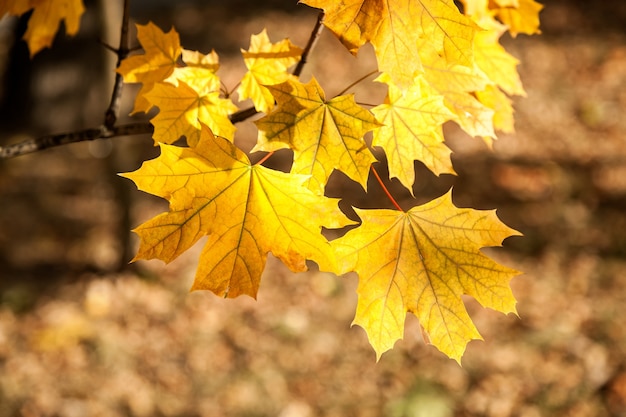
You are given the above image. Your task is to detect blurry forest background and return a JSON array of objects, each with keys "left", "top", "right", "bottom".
[{"left": 1, "top": 0, "right": 626, "bottom": 416}]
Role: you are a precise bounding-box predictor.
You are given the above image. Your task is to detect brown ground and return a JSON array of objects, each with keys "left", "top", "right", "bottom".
[{"left": 1, "top": 1, "right": 626, "bottom": 416}]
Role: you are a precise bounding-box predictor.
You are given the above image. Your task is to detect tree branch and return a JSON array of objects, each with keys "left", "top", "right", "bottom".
[
  {"left": 293, "top": 11, "right": 324, "bottom": 78},
  {"left": 0, "top": 8, "right": 327, "bottom": 160},
  {"left": 0, "top": 123, "right": 154, "bottom": 158},
  {"left": 104, "top": 0, "right": 131, "bottom": 129}
]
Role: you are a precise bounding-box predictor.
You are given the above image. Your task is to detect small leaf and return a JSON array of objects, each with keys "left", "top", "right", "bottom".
[
  {"left": 144, "top": 81, "right": 237, "bottom": 145},
  {"left": 332, "top": 191, "right": 521, "bottom": 362},
  {"left": 255, "top": 77, "right": 381, "bottom": 194},
  {"left": 372, "top": 74, "right": 457, "bottom": 193},
  {"left": 495, "top": 0, "right": 543, "bottom": 37},
  {"left": 3, "top": 0, "right": 86, "bottom": 57},
  {"left": 165, "top": 49, "right": 221, "bottom": 96},
  {"left": 117, "top": 22, "right": 182, "bottom": 114},
  {"left": 237, "top": 29, "right": 303, "bottom": 113}
]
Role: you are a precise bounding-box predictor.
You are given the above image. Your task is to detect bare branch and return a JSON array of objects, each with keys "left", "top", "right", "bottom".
[
  {"left": 0, "top": 123, "right": 153, "bottom": 159},
  {"left": 104, "top": 0, "right": 132, "bottom": 129},
  {"left": 293, "top": 11, "right": 324, "bottom": 78},
  {"left": 0, "top": 7, "right": 327, "bottom": 159}
]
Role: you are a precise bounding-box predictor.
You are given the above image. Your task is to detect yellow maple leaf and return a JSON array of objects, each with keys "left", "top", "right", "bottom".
[
  {"left": 237, "top": 29, "right": 302, "bottom": 113},
  {"left": 495, "top": 0, "right": 543, "bottom": 37},
  {"left": 332, "top": 191, "right": 521, "bottom": 362},
  {"left": 1, "top": 0, "right": 85, "bottom": 57},
  {"left": 117, "top": 22, "right": 182, "bottom": 114},
  {"left": 420, "top": 44, "right": 496, "bottom": 140},
  {"left": 165, "top": 49, "right": 221, "bottom": 96},
  {"left": 300, "top": 0, "right": 478, "bottom": 88},
  {"left": 144, "top": 80, "right": 237, "bottom": 146},
  {"left": 371, "top": 74, "right": 457, "bottom": 193},
  {"left": 476, "top": 84, "right": 515, "bottom": 133},
  {"left": 122, "top": 126, "right": 352, "bottom": 298},
  {"left": 255, "top": 77, "right": 380, "bottom": 194},
  {"left": 474, "top": 24, "right": 525, "bottom": 97}
]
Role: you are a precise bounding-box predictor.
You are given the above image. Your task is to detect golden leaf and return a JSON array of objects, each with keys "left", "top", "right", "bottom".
[
  {"left": 122, "top": 126, "right": 353, "bottom": 298},
  {"left": 255, "top": 77, "right": 381, "bottom": 194},
  {"left": 237, "top": 29, "right": 302, "bottom": 113},
  {"left": 300, "top": 0, "right": 478, "bottom": 88},
  {"left": 2, "top": 0, "right": 85, "bottom": 57},
  {"left": 332, "top": 191, "right": 521, "bottom": 362},
  {"left": 372, "top": 74, "right": 457, "bottom": 193},
  {"left": 144, "top": 81, "right": 237, "bottom": 146},
  {"left": 117, "top": 22, "right": 182, "bottom": 114}
]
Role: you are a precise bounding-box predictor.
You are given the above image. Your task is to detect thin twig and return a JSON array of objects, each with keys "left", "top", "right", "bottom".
[
  {"left": 227, "top": 11, "right": 325, "bottom": 126},
  {"left": 336, "top": 69, "right": 379, "bottom": 96},
  {"left": 0, "top": 7, "right": 326, "bottom": 159},
  {"left": 104, "top": 0, "right": 131, "bottom": 129},
  {"left": 292, "top": 11, "right": 324, "bottom": 77}
]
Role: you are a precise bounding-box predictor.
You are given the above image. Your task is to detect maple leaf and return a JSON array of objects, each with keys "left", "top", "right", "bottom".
[
  {"left": 332, "top": 191, "right": 520, "bottom": 362},
  {"left": 474, "top": 24, "right": 525, "bottom": 97},
  {"left": 122, "top": 126, "right": 352, "bottom": 298},
  {"left": 165, "top": 48, "right": 221, "bottom": 96},
  {"left": 254, "top": 77, "right": 380, "bottom": 195},
  {"left": 420, "top": 44, "right": 496, "bottom": 140},
  {"left": 237, "top": 29, "right": 303, "bottom": 113},
  {"left": 371, "top": 74, "right": 457, "bottom": 193},
  {"left": 117, "top": 22, "right": 182, "bottom": 114},
  {"left": 1, "top": 0, "right": 85, "bottom": 57},
  {"left": 494, "top": 0, "right": 543, "bottom": 37},
  {"left": 476, "top": 84, "right": 515, "bottom": 133},
  {"left": 144, "top": 81, "right": 237, "bottom": 146},
  {"left": 300, "top": 0, "right": 478, "bottom": 88}
]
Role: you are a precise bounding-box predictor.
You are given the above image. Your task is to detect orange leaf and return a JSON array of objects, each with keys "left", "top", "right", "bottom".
[
  {"left": 122, "top": 126, "right": 353, "bottom": 298},
  {"left": 117, "top": 22, "right": 182, "bottom": 114},
  {"left": 3, "top": 0, "right": 85, "bottom": 57},
  {"left": 332, "top": 191, "right": 521, "bottom": 362},
  {"left": 300, "top": 0, "right": 478, "bottom": 88}
]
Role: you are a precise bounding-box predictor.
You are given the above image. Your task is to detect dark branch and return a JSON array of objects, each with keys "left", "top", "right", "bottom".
[
  {"left": 104, "top": 0, "right": 132, "bottom": 129},
  {"left": 0, "top": 7, "right": 327, "bottom": 159},
  {"left": 0, "top": 123, "right": 153, "bottom": 158},
  {"left": 293, "top": 11, "right": 324, "bottom": 78}
]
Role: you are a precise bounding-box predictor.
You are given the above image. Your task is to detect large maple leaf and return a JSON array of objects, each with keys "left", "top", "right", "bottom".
[
  {"left": 1, "top": 0, "right": 85, "bottom": 57},
  {"left": 237, "top": 29, "right": 303, "bottom": 113},
  {"left": 144, "top": 80, "right": 237, "bottom": 146},
  {"left": 371, "top": 74, "right": 457, "bottom": 193},
  {"left": 117, "top": 22, "right": 182, "bottom": 114},
  {"left": 254, "top": 77, "right": 380, "bottom": 195},
  {"left": 122, "top": 126, "right": 352, "bottom": 298},
  {"left": 332, "top": 191, "right": 521, "bottom": 362},
  {"left": 300, "top": 0, "right": 478, "bottom": 88}
]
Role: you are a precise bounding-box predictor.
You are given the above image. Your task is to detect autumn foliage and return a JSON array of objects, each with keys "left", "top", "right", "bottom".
[{"left": 4, "top": 0, "right": 542, "bottom": 363}]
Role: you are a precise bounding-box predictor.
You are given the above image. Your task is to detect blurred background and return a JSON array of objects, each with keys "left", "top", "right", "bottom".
[{"left": 1, "top": 0, "right": 626, "bottom": 416}]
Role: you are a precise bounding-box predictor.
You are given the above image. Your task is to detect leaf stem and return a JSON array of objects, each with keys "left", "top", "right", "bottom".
[
  {"left": 371, "top": 166, "right": 404, "bottom": 212},
  {"left": 336, "top": 69, "right": 379, "bottom": 96},
  {"left": 254, "top": 151, "right": 275, "bottom": 166}
]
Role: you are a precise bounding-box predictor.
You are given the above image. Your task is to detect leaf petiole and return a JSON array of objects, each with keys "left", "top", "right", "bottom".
[{"left": 371, "top": 166, "right": 404, "bottom": 212}]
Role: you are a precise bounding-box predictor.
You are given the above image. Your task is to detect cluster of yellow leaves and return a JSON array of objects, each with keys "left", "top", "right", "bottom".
[
  {"left": 115, "top": 0, "right": 541, "bottom": 362},
  {"left": 1, "top": 0, "right": 85, "bottom": 57}
]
